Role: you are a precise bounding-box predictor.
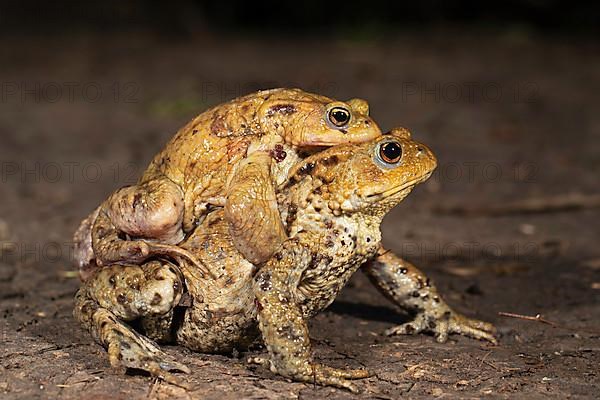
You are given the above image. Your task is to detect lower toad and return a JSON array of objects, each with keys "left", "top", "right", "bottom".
[{"left": 74, "top": 128, "right": 496, "bottom": 392}]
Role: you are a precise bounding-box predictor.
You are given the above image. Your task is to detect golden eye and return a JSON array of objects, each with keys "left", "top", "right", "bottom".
[
  {"left": 327, "top": 107, "right": 351, "bottom": 128},
  {"left": 378, "top": 141, "right": 402, "bottom": 164}
]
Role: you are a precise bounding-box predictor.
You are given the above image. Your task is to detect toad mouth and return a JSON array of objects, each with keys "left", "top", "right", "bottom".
[{"left": 368, "top": 171, "right": 434, "bottom": 199}]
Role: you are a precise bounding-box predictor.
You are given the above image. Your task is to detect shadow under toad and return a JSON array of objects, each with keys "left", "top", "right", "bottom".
[{"left": 327, "top": 300, "right": 411, "bottom": 325}]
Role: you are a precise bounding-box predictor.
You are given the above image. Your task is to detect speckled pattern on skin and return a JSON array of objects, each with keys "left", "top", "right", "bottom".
[
  {"left": 74, "top": 128, "right": 496, "bottom": 392},
  {"left": 73, "top": 88, "right": 382, "bottom": 280}
]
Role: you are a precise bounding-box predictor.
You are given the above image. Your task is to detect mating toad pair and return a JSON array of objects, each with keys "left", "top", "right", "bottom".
[{"left": 73, "top": 88, "right": 496, "bottom": 392}]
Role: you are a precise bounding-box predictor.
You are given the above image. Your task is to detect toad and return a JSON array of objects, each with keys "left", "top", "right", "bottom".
[
  {"left": 74, "top": 128, "right": 496, "bottom": 392},
  {"left": 73, "top": 88, "right": 382, "bottom": 279}
]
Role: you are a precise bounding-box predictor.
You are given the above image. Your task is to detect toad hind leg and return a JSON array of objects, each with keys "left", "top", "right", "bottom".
[
  {"left": 362, "top": 247, "right": 497, "bottom": 344},
  {"left": 92, "top": 180, "right": 215, "bottom": 278},
  {"left": 74, "top": 262, "right": 190, "bottom": 385},
  {"left": 253, "top": 243, "right": 370, "bottom": 393},
  {"left": 225, "top": 152, "right": 287, "bottom": 265},
  {"left": 73, "top": 205, "right": 101, "bottom": 281}
]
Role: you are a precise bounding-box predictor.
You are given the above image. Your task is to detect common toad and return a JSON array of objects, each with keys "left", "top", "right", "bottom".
[
  {"left": 74, "top": 128, "right": 495, "bottom": 392},
  {"left": 73, "top": 88, "right": 382, "bottom": 279}
]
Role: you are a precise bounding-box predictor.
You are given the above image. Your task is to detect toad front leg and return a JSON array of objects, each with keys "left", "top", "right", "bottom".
[
  {"left": 363, "top": 247, "right": 497, "bottom": 344},
  {"left": 252, "top": 242, "right": 369, "bottom": 393},
  {"left": 74, "top": 261, "right": 190, "bottom": 384},
  {"left": 225, "top": 151, "right": 287, "bottom": 265}
]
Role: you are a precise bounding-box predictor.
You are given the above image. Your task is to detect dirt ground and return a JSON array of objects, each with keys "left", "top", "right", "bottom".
[{"left": 0, "top": 32, "right": 599, "bottom": 399}]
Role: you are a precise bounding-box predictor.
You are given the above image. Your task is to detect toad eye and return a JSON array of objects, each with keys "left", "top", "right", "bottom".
[
  {"left": 376, "top": 141, "right": 403, "bottom": 166},
  {"left": 327, "top": 107, "right": 351, "bottom": 128}
]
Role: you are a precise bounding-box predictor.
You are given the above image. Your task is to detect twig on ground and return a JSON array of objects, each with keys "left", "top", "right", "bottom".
[
  {"left": 477, "top": 351, "right": 496, "bottom": 370},
  {"left": 498, "top": 312, "right": 558, "bottom": 327},
  {"left": 147, "top": 378, "right": 160, "bottom": 398},
  {"left": 498, "top": 311, "right": 600, "bottom": 335}
]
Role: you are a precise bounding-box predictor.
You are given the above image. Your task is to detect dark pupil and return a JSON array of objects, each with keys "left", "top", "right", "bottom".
[
  {"left": 331, "top": 108, "right": 349, "bottom": 125},
  {"left": 381, "top": 142, "right": 402, "bottom": 162}
]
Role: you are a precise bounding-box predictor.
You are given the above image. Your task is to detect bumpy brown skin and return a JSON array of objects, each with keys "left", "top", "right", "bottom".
[
  {"left": 74, "top": 128, "right": 496, "bottom": 392},
  {"left": 73, "top": 88, "right": 382, "bottom": 279}
]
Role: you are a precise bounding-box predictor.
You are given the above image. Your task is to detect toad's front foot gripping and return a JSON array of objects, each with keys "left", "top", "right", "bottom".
[
  {"left": 252, "top": 245, "right": 370, "bottom": 392},
  {"left": 74, "top": 262, "right": 191, "bottom": 386},
  {"left": 363, "top": 247, "right": 497, "bottom": 344}
]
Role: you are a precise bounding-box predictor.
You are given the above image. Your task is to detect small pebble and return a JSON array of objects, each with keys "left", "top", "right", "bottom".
[{"left": 519, "top": 223, "right": 536, "bottom": 235}]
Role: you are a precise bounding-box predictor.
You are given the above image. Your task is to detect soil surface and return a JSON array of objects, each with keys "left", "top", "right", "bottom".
[{"left": 1, "top": 32, "right": 599, "bottom": 399}]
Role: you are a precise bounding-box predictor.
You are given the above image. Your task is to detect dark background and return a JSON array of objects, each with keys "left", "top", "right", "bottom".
[
  {"left": 0, "top": 2, "right": 598, "bottom": 399},
  {"left": 1, "top": 1, "right": 599, "bottom": 35}
]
